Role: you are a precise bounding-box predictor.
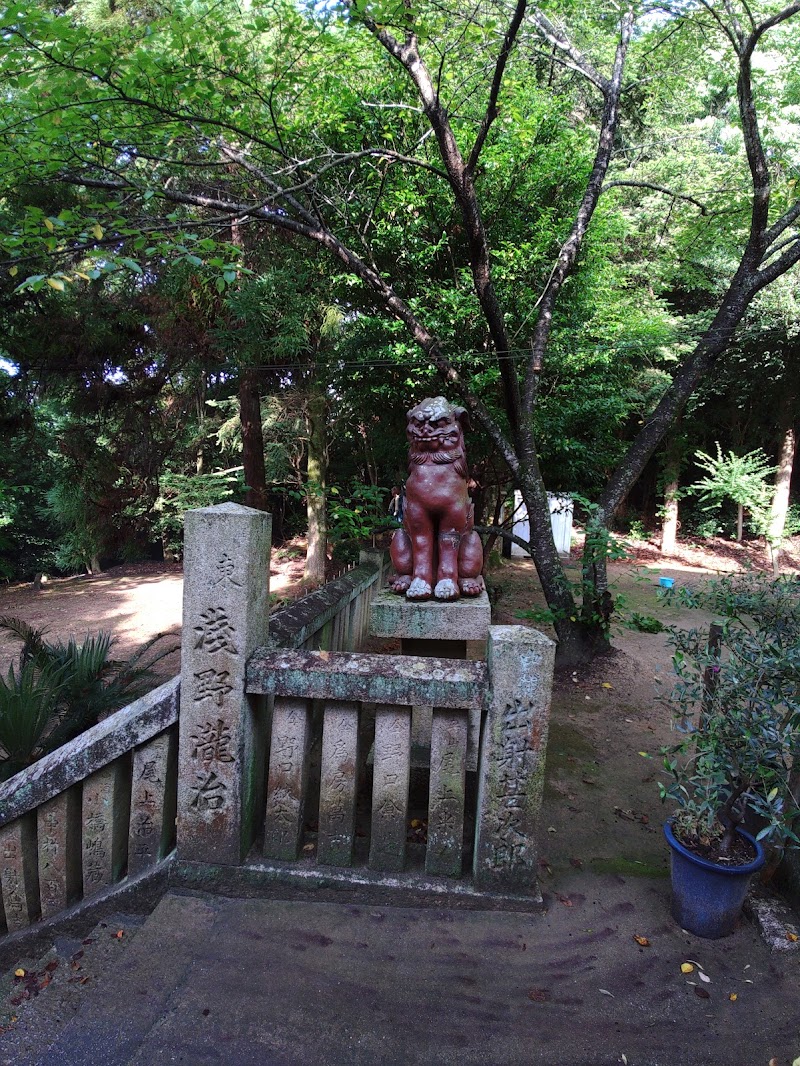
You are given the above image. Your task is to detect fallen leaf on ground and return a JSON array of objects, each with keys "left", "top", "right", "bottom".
[
  {"left": 787, "top": 932, "right": 799, "bottom": 942},
  {"left": 527, "top": 988, "right": 551, "bottom": 1002},
  {"left": 302, "top": 843, "right": 315, "bottom": 853},
  {"left": 570, "top": 857, "right": 583, "bottom": 869},
  {"left": 681, "top": 963, "right": 694, "bottom": 974},
  {"left": 557, "top": 895, "right": 573, "bottom": 907},
  {"left": 601, "top": 683, "right": 613, "bottom": 689},
  {"left": 114, "top": 930, "right": 124, "bottom": 939},
  {"left": 698, "top": 972, "right": 711, "bottom": 983},
  {"left": 694, "top": 987, "right": 710, "bottom": 999},
  {"left": 633, "top": 935, "right": 650, "bottom": 947},
  {"left": 729, "top": 993, "right": 737, "bottom": 1001},
  {"left": 599, "top": 988, "right": 614, "bottom": 997},
  {"left": 44, "top": 961, "right": 59, "bottom": 973},
  {"left": 14, "top": 969, "right": 25, "bottom": 978}
]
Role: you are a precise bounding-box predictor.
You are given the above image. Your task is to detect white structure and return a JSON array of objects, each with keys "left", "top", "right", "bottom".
[{"left": 511, "top": 492, "right": 573, "bottom": 557}]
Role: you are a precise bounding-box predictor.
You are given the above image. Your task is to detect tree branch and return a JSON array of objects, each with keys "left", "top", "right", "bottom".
[
  {"left": 603, "top": 180, "right": 707, "bottom": 215},
  {"left": 352, "top": 4, "right": 523, "bottom": 443},
  {"left": 466, "top": 0, "right": 527, "bottom": 174},
  {"left": 523, "top": 8, "right": 634, "bottom": 413},
  {"left": 526, "top": 8, "right": 607, "bottom": 91}
]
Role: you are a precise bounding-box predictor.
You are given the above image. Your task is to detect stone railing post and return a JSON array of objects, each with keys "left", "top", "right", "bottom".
[
  {"left": 474, "top": 625, "right": 555, "bottom": 895},
  {"left": 177, "top": 503, "right": 271, "bottom": 865}
]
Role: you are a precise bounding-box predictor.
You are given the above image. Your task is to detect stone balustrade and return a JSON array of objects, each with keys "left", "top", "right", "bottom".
[
  {"left": 0, "top": 677, "right": 179, "bottom": 936},
  {"left": 0, "top": 503, "right": 556, "bottom": 944}
]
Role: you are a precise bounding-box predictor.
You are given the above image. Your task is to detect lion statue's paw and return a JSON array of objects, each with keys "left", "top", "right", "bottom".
[
  {"left": 389, "top": 574, "right": 412, "bottom": 593},
  {"left": 406, "top": 578, "right": 433, "bottom": 600},
  {"left": 434, "top": 578, "right": 459, "bottom": 601},
  {"left": 458, "top": 576, "right": 485, "bottom": 597}
]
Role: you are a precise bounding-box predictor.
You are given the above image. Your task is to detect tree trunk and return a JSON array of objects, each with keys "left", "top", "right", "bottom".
[
  {"left": 767, "top": 421, "right": 796, "bottom": 573},
  {"left": 736, "top": 503, "right": 744, "bottom": 543},
  {"left": 304, "top": 386, "right": 328, "bottom": 588},
  {"left": 238, "top": 368, "right": 269, "bottom": 512},
  {"left": 516, "top": 466, "right": 602, "bottom": 666},
  {"left": 661, "top": 480, "right": 679, "bottom": 555},
  {"left": 660, "top": 429, "right": 684, "bottom": 556}
]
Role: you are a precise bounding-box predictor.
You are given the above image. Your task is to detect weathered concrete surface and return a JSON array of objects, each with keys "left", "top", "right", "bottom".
[
  {"left": 5, "top": 882, "right": 800, "bottom": 1066},
  {"left": 247, "top": 649, "right": 486, "bottom": 709},
  {"left": 370, "top": 589, "right": 491, "bottom": 642}
]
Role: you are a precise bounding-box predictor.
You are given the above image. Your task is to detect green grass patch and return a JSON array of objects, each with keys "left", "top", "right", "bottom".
[{"left": 589, "top": 856, "right": 668, "bottom": 878}]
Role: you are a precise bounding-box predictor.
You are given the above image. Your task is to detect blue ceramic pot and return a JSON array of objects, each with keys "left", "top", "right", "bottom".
[{"left": 664, "top": 821, "right": 765, "bottom": 939}]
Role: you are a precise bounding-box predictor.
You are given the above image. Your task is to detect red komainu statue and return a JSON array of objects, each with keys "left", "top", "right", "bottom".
[{"left": 389, "top": 396, "right": 485, "bottom": 601}]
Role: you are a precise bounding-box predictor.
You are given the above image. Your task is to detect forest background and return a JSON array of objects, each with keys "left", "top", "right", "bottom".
[{"left": 0, "top": 0, "right": 798, "bottom": 664}]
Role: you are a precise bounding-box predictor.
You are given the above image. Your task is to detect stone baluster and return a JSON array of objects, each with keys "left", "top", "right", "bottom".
[
  {"left": 129, "top": 728, "right": 178, "bottom": 876},
  {"left": 369, "top": 704, "right": 411, "bottom": 872},
  {"left": 0, "top": 815, "right": 39, "bottom": 932},
  {"left": 37, "top": 788, "right": 81, "bottom": 919},
  {"left": 317, "top": 701, "right": 360, "bottom": 867},
  {"left": 426, "top": 708, "right": 468, "bottom": 878},
  {"left": 82, "top": 761, "right": 130, "bottom": 896},
  {"left": 263, "top": 697, "right": 311, "bottom": 861}
]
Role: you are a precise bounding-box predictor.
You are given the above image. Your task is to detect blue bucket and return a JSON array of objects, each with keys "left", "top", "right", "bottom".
[
  {"left": 659, "top": 576, "right": 675, "bottom": 589},
  {"left": 664, "top": 822, "right": 764, "bottom": 938}
]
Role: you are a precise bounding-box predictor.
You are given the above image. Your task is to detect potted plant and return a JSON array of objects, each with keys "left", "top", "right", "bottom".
[{"left": 659, "top": 575, "right": 800, "bottom": 938}]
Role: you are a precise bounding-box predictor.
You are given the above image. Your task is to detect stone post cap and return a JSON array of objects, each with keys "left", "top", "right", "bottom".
[{"left": 487, "top": 624, "right": 556, "bottom": 649}]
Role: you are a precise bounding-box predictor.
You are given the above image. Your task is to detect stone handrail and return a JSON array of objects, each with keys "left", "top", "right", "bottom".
[
  {"left": 268, "top": 552, "right": 386, "bottom": 652},
  {"left": 0, "top": 677, "right": 180, "bottom": 935},
  {"left": 0, "top": 677, "right": 179, "bottom": 830}
]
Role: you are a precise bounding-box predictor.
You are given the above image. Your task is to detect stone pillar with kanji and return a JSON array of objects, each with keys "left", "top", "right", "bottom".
[
  {"left": 177, "top": 503, "right": 271, "bottom": 865},
  {"left": 473, "top": 625, "right": 555, "bottom": 895}
]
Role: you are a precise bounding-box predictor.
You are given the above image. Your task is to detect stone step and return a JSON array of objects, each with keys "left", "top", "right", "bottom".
[
  {"left": 0, "top": 912, "right": 148, "bottom": 1065},
  {"left": 0, "top": 884, "right": 797, "bottom": 1066},
  {"left": 7, "top": 893, "right": 216, "bottom": 1066}
]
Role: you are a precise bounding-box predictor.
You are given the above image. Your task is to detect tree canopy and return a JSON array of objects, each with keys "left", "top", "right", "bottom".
[{"left": 0, "top": 0, "right": 798, "bottom": 661}]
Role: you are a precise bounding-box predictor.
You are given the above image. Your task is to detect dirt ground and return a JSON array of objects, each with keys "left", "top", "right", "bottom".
[{"left": 1, "top": 533, "right": 798, "bottom": 891}]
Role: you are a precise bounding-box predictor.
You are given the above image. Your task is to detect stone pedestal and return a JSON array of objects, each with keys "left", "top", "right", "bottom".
[{"left": 369, "top": 591, "right": 490, "bottom": 770}]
